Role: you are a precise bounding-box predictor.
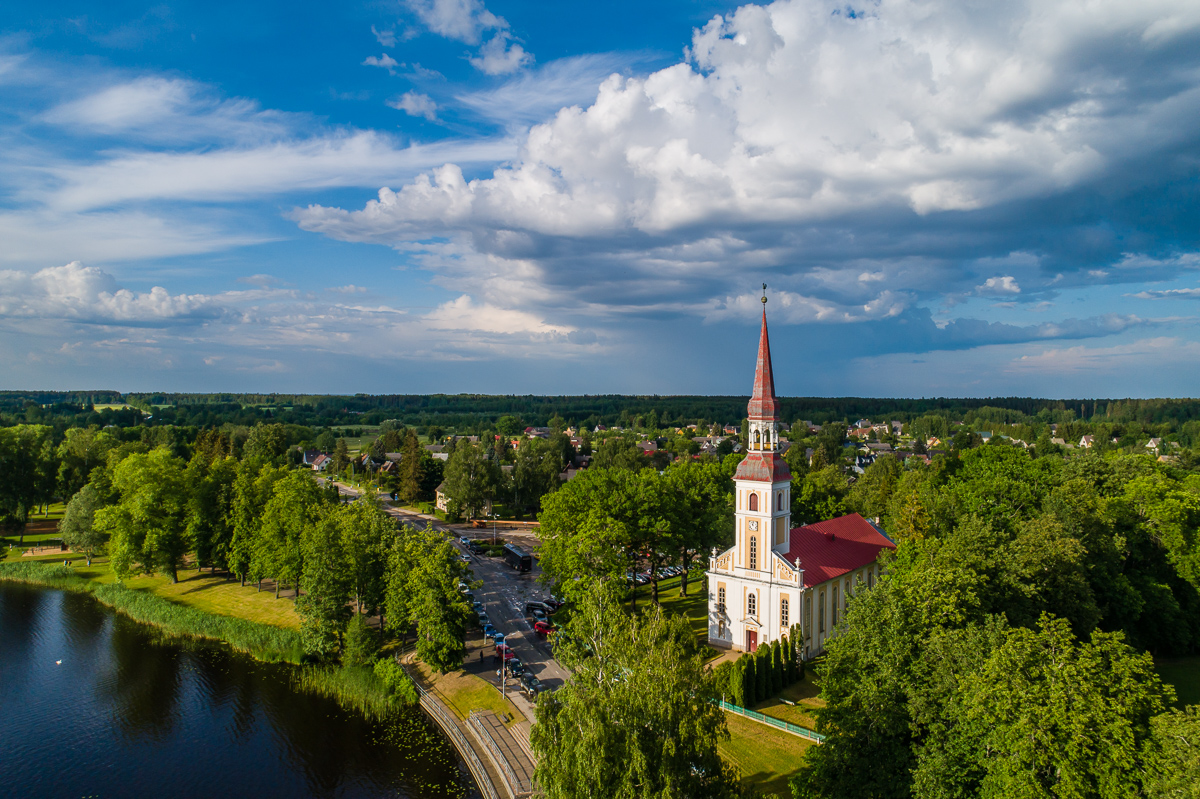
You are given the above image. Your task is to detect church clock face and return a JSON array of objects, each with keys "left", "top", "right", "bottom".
[{"left": 748, "top": 520, "right": 759, "bottom": 532}]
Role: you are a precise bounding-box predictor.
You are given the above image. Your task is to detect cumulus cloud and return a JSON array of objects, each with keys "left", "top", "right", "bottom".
[
  {"left": 1009, "top": 337, "right": 1200, "bottom": 374},
  {"left": 387, "top": 91, "right": 438, "bottom": 121},
  {"left": 298, "top": 0, "right": 1200, "bottom": 329},
  {"left": 0, "top": 262, "right": 222, "bottom": 325},
  {"left": 424, "top": 294, "right": 574, "bottom": 336},
  {"left": 469, "top": 33, "right": 534, "bottom": 75},
  {"left": 977, "top": 276, "right": 1021, "bottom": 296},
  {"left": 1132, "top": 287, "right": 1200, "bottom": 299},
  {"left": 362, "top": 53, "right": 400, "bottom": 73}
]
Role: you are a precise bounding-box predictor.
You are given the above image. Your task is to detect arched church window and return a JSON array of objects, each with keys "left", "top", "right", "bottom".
[
  {"left": 749, "top": 493, "right": 758, "bottom": 512},
  {"left": 749, "top": 536, "right": 757, "bottom": 570},
  {"left": 747, "top": 592, "right": 757, "bottom": 617},
  {"left": 754, "top": 429, "right": 761, "bottom": 445},
  {"left": 777, "top": 492, "right": 783, "bottom": 510},
  {"left": 781, "top": 597, "right": 789, "bottom": 626},
  {"left": 718, "top": 586, "right": 726, "bottom": 611}
]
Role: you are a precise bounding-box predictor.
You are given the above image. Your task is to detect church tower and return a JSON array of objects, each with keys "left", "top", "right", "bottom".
[{"left": 733, "top": 290, "right": 792, "bottom": 568}]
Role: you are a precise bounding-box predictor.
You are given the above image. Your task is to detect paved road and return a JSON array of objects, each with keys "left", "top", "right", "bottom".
[{"left": 324, "top": 480, "right": 571, "bottom": 697}]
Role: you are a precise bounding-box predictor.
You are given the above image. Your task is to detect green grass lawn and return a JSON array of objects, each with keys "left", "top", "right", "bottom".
[
  {"left": 414, "top": 660, "right": 524, "bottom": 727},
  {"left": 755, "top": 672, "right": 824, "bottom": 730},
  {"left": 0, "top": 555, "right": 303, "bottom": 630},
  {"left": 718, "top": 709, "right": 812, "bottom": 797},
  {"left": 1156, "top": 656, "right": 1200, "bottom": 708},
  {"left": 628, "top": 569, "right": 709, "bottom": 639}
]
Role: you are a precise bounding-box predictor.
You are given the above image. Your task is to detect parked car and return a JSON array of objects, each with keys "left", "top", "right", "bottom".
[
  {"left": 497, "top": 658, "right": 525, "bottom": 679},
  {"left": 531, "top": 608, "right": 547, "bottom": 622},
  {"left": 525, "top": 601, "right": 553, "bottom": 617},
  {"left": 533, "top": 620, "right": 556, "bottom": 635},
  {"left": 483, "top": 624, "right": 498, "bottom": 639},
  {"left": 543, "top": 596, "right": 565, "bottom": 610},
  {"left": 468, "top": 541, "right": 485, "bottom": 554},
  {"left": 520, "top": 673, "right": 545, "bottom": 697},
  {"left": 492, "top": 632, "right": 506, "bottom": 647},
  {"left": 459, "top": 536, "right": 471, "bottom": 547},
  {"left": 473, "top": 600, "right": 484, "bottom": 613},
  {"left": 478, "top": 612, "right": 490, "bottom": 627}
]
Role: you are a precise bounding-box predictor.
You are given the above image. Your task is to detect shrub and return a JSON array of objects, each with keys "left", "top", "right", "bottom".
[
  {"left": 756, "top": 646, "right": 770, "bottom": 700},
  {"left": 342, "top": 614, "right": 379, "bottom": 666},
  {"left": 742, "top": 655, "right": 757, "bottom": 707},
  {"left": 373, "top": 658, "right": 419, "bottom": 706}
]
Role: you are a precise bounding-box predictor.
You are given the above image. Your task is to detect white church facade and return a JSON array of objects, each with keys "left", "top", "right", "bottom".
[{"left": 707, "top": 296, "right": 895, "bottom": 658}]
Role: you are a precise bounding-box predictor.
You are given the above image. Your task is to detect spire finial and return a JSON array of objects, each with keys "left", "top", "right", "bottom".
[{"left": 761, "top": 283, "right": 768, "bottom": 304}]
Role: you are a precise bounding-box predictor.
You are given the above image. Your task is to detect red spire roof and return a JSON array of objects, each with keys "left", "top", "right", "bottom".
[{"left": 747, "top": 306, "right": 779, "bottom": 421}]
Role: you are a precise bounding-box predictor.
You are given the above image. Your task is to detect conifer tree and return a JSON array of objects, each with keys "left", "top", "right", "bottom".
[{"left": 742, "top": 655, "right": 757, "bottom": 707}]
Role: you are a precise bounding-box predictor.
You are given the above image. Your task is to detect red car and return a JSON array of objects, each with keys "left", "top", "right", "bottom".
[{"left": 533, "top": 620, "right": 557, "bottom": 635}]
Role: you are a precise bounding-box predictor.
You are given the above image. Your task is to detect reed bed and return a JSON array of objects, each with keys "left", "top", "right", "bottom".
[{"left": 0, "top": 561, "right": 303, "bottom": 663}]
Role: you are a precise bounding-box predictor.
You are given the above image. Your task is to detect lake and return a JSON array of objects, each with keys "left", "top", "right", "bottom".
[{"left": 0, "top": 582, "right": 479, "bottom": 799}]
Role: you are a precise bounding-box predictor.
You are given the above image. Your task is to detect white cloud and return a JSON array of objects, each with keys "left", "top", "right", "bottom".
[
  {"left": 0, "top": 262, "right": 222, "bottom": 324},
  {"left": 469, "top": 33, "right": 533, "bottom": 75},
  {"left": 372, "top": 26, "right": 396, "bottom": 47},
  {"left": 977, "top": 276, "right": 1021, "bottom": 295},
  {"left": 424, "top": 294, "right": 574, "bottom": 336},
  {"left": 1132, "top": 286, "right": 1200, "bottom": 299},
  {"left": 41, "top": 77, "right": 293, "bottom": 143},
  {"left": 1008, "top": 337, "right": 1200, "bottom": 374},
  {"left": 299, "top": 0, "right": 1200, "bottom": 321},
  {"left": 328, "top": 284, "right": 368, "bottom": 294},
  {"left": 362, "top": 53, "right": 399, "bottom": 73},
  {"left": 707, "top": 288, "right": 911, "bottom": 324},
  {"left": 387, "top": 91, "right": 438, "bottom": 121},
  {"left": 405, "top": 0, "right": 506, "bottom": 45}
]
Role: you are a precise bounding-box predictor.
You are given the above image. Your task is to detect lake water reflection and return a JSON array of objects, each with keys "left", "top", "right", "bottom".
[{"left": 0, "top": 582, "right": 479, "bottom": 799}]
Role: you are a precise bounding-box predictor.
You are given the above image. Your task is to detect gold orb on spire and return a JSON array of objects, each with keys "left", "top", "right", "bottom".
[{"left": 761, "top": 282, "right": 768, "bottom": 304}]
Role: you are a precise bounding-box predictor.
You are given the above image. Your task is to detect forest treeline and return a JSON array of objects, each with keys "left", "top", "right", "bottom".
[{"left": 7, "top": 390, "right": 1200, "bottom": 436}]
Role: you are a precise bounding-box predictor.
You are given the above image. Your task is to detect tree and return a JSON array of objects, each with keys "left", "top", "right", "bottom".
[
  {"left": 336, "top": 492, "right": 393, "bottom": 617},
  {"left": 961, "top": 615, "right": 1170, "bottom": 798},
  {"left": 343, "top": 613, "right": 379, "bottom": 666},
  {"left": 397, "top": 429, "right": 423, "bottom": 503},
  {"left": 96, "top": 448, "right": 191, "bottom": 583},
  {"left": 441, "top": 441, "right": 497, "bottom": 521},
  {"left": 591, "top": 437, "right": 650, "bottom": 471},
  {"left": 186, "top": 455, "right": 237, "bottom": 573},
  {"left": 332, "top": 438, "right": 351, "bottom": 473},
  {"left": 56, "top": 427, "right": 117, "bottom": 500},
  {"left": 530, "top": 583, "right": 738, "bottom": 799},
  {"left": 0, "top": 425, "right": 56, "bottom": 539},
  {"left": 388, "top": 523, "right": 472, "bottom": 672},
  {"left": 1141, "top": 705, "right": 1200, "bottom": 798},
  {"left": 229, "top": 460, "right": 285, "bottom": 586},
  {"left": 59, "top": 483, "right": 105, "bottom": 565},
  {"left": 257, "top": 470, "right": 328, "bottom": 598},
  {"left": 512, "top": 437, "right": 561, "bottom": 516},
  {"left": 663, "top": 461, "right": 732, "bottom": 597},
  {"left": 296, "top": 512, "right": 351, "bottom": 659},
  {"left": 244, "top": 423, "right": 290, "bottom": 463}
]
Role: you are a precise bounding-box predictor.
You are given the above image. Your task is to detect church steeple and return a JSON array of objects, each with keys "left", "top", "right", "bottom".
[{"left": 748, "top": 303, "right": 779, "bottom": 422}]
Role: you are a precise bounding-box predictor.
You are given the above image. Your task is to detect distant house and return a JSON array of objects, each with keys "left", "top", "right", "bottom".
[
  {"left": 424, "top": 444, "right": 450, "bottom": 461},
  {"left": 639, "top": 440, "right": 659, "bottom": 453},
  {"left": 926, "top": 437, "right": 942, "bottom": 448},
  {"left": 855, "top": 419, "right": 871, "bottom": 429},
  {"left": 558, "top": 468, "right": 580, "bottom": 481},
  {"left": 311, "top": 454, "right": 331, "bottom": 472},
  {"left": 866, "top": 442, "right": 893, "bottom": 453},
  {"left": 1147, "top": 438, "right": 1163, "bottom": 452},
  {"left": 891, "top": 421, "right": 903, "bottom": 435},
  {"left": 302, "top": 449, "right": 324, "bottom": 466},
  {"left": 724, "top": 424, "right": 739, "bottom": 436},
  {"left": 1051, "top": 437, "right": 1068, "bottom": 447},
  {"left": 978, "top": 431, "right": 992, "bottom": 442},
  {"left": 435, "top": 482, "right": 450, "bottom": 512},
  {"left": 1080, "top": 435, "right": 1095, "bottom": 448}
]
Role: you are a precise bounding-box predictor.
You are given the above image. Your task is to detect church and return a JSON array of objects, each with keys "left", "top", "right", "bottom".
[{"left": 707, "top": 294, "right": 895, "bottom": 658}]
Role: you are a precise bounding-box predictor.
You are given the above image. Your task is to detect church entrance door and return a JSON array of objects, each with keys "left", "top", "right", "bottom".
[{"left": 746, "top": 630, "right": 757, "bottom": 652}]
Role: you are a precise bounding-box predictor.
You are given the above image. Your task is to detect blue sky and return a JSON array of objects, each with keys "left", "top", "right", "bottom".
[{"left": 1, "top": 0, "right": 1199, "bottom": 398}]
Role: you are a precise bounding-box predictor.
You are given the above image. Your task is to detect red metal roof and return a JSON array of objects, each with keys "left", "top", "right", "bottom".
[
  {"left": 781, "top": 513, "right": 895, "bottom": 587},
  {"left": 734, "top": 450, "right": 791, "bottom": 483},
  {"left": 747, "top": 306, "right": 779, "bottom": 420}
]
